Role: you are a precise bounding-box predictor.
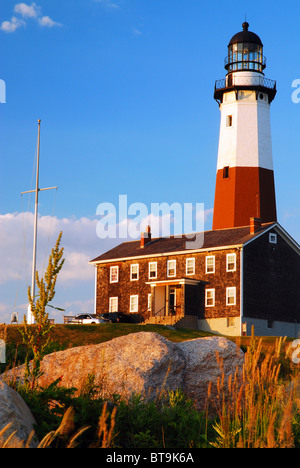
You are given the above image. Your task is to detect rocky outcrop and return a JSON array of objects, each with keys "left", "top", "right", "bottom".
[
  {"left": 3, "top": 332, "right": 244, "bottom": 412},
  {"left": 0, "top": 380, "right": 37, "bottom": 447}
]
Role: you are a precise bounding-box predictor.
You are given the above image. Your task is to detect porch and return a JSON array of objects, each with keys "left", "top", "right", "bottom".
[{"left": 144, "top": 278, "right": 206, "bottom": 328}]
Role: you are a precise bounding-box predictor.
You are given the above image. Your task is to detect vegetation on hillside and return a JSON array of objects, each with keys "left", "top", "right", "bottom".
[{"left": 1, "top": 233, "right": 300, "bottom": 448}]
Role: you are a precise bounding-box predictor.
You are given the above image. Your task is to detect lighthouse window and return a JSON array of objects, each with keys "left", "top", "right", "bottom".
[
  {"left": 223, "top": 166, "right": 230, "bottom": 179},
  {"left": 226, "top": 115, "right": 232, "bottom": 127}
]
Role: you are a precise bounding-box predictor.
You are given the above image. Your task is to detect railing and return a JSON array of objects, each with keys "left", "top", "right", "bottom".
[
  {"left": 63, "top": 315, "right": 83, "bottom": 324},
  {"left": 215, "top": 76, "right": 276, "bottom": 91},
  {"left": 139, "top": 304, "right": 184, "bottom": 326}
]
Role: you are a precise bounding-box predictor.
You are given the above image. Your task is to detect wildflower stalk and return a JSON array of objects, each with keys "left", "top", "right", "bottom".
[{"left": 20, "top": 232, "right": 64, "bottom": 390}]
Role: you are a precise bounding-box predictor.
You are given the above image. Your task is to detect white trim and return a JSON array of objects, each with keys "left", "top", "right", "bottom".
[
  {"left": 205, "top": 288, "right": 215, "bottom": 307},
  {"left": 94, "top": 266, "right": 97, "bottom": 315},
  {"left": 206, "top": 255, "right": 215, "bottom": 274},
  {"left": 130, "top": 295, "right": 139, "bottom": 313},
  {"left": 146, "top": 278, "right": 202, "bottom": 286},
  {"left": 244, "top": 222, "right": 300, "bottom": 254},
  {"left": 148, "top": 261, "right": 157, "bottom": 279},
  {"left": 167, "top": 259, "right": 176, "bottom": 278},
  {"left": 130, "top": 263, "right": 139, "bottom": 281},
  {"left": 109, "top": 297, "right": 118, "bottom": 313},
  {"left": 186, "top": 257, "right": 195, "bottom": 275},
  {"left": 239, "top": 247, "right": 244, "bottom": 336},
  {"left": 110, "top": 266, "right": 119, "bottom": 283},
  {"left": 226, "top": 252, "right": 236, "bottom": 272},
  {"left": 226, "top": 287, "right": 236, "bottom": 306},
  {"left": 148, "top": 293, "right": 152, "bottom": 311},
  {"left": 269, "top": 233, "right": 277, "bottom": 244},
  {"left": 90, "top": 243, "right": 244, "bottom": 264}
]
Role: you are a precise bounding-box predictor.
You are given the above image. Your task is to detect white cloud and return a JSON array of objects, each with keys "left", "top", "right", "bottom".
[
  {"left": 0, "top": 16, "right": 25, "bottom": 33},
  {"left": 14, "top": 2, "right": 40, "bottom": 18},
  {"left": 38, "top": 16, "right": 62, "bottom": 28},
  {"left": 0, "top": 212, "right": 112, "bottom": 323},
  {"left": 0, "top": 3, "right": 62, "bottom": 33}
]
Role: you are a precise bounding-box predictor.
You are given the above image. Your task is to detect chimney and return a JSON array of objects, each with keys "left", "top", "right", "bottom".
[
  {"left": 250, "top": 217, "right": 262, "bottom": 235},
  {"left": 140, "top": 225, "right": 151, "bottom": 248}
]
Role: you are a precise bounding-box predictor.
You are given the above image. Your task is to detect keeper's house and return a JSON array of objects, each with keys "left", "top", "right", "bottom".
[{"left": 90, "top": 221, "right": 300, "bottom": 337}]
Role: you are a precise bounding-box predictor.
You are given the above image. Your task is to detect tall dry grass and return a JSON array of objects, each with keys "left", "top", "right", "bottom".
[
  {"left": 209, "top": 331, "right": 300, "bottom": 448},
  {"left": 1, "top": 329, "right": 299, "bottom": 448}
]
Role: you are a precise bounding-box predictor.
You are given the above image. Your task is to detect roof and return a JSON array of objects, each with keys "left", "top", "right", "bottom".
[
  {"left": 90, "top": 223, "right": 275, "bottom": 264},
  {"left": 228, "top": 22, "right": 263, "bottom": 47}
]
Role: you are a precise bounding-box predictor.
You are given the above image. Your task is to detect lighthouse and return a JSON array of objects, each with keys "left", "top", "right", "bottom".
[{"left": 212, "top": 22, "right": 277, "bottom": 230}]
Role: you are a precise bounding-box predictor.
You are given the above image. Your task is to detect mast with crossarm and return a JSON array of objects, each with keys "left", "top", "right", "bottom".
[{"left": 21, "top": 120, "right": 57, "bottom": 324}]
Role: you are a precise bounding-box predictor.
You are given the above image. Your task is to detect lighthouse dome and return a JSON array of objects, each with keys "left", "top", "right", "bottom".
[{"left": 228, "top": 22, "right": 263, "bottom": 47}]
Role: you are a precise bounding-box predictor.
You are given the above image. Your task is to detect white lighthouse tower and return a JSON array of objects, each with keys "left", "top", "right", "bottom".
[{"left": 213, "top": 22, "right": 277, "bottom": 230}]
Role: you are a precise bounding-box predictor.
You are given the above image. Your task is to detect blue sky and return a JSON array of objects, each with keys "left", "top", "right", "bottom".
[{"left": 0, "top": 0, "right": 300, "bottom": 323}]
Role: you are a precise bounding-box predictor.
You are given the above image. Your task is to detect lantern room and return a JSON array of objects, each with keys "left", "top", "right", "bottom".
[{"left": 225, "top": 22, "right": 266, "bottom": 73}]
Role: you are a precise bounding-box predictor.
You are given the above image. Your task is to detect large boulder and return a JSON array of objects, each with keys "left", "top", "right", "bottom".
[
  {"left": 178, "top": 336, "right": 244, "bottom": 410},
  {"left": 0, "top": 380, "right": 37, "bottom": 447},
  {"left": 5, "top": 332, "right": 186, "bottom": 400},
  {"left": 3, "top": 332, "right": 244, "bottom": 412}
]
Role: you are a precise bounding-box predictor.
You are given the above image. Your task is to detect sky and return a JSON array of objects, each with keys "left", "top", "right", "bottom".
[{"left": 1, "top": 0, "right": 300, "bottom": 324}]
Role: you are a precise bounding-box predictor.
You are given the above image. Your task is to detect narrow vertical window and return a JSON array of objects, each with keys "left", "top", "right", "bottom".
[
  {"left": 110, "top": 266, "right": 119, "bottom": 283},
  {"left": 226, "top": 253, "right": 236, "bottom": 272},
  {"left": 148, "top": 262, "right": 157, "bottom": 279},
  {"left": 223, "top": 166, "right": 229, "bottom": 179},
  {"left": 130, "top": 264, "right": 139, "bottom": 281},
  {"left": 226, "top": 287, "right": 236, "bottom": 306},
  {"left": 226, "top": 115, "right": 233, "bottom": 127},
  {"left": 186, "top": 258, "right": 195, "bottom": 275},
  {"left": 130, "top": 295, "right": 139, "bottom": 313},
  {"left": 206, "top": 256, "right": 215, "bottom": 274},
  {"left": 167, "top": 260, "right": 176, "bottom": 278},
  {"left": 109, "top": 297, "right": 118, "bottom": 313},
  {"left": 205, "top": 289, "right": 215, "bottom": 307}
]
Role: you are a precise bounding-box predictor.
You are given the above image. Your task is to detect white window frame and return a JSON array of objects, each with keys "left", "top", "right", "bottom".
[
  {"left": 109, "top": 297, "right": 118, "bottom": 313},
  {"left": 110, "top": 266, "right": 119, "bottom": 283},
  {"left": 130, "top": 295, "right": 139, "bottom": 313},
  {"left": 130, "top": 264, "right": 139, "bottom": 281},
  {"left": 167, "top": 260, "right": 176, "bottom": 278},
  {"left": 186, "top": 258, "right": 195, "bottom": 275},
  {"left": 205, "top": 289, "right": 215, "bottom": 307},
  {"left": 226, "top": 253, "right": 236, "bottom": 272},
  {"left": 206, "top": 256, "right": 215, "bottom": 274},
  {"left": 148, "top": 262, "right": 157, "bottom": 279},
  {"left": 269, "top": 233, "right": 277, "bottom": 244},
  {"left": 226, "top": 287, "right": 236, "bottom": 306}
]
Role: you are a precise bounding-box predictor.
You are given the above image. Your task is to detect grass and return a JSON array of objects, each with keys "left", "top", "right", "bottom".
[{"left": 2, "top": 324, "right": 300, "bottom": 448}]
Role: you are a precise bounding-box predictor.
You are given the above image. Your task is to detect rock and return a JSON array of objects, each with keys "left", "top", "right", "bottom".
[
  {"left": 3, "top": 332, "right": 244, "bottom": 414},
  {"left": 5, "top": 332, "right": 186, "bottom": 400},
  {"left": 178, "top": 336, "right": 244, "bottom": 411},
  {"left": 0, "top": 380, "right": 37, "bottom": 447}
]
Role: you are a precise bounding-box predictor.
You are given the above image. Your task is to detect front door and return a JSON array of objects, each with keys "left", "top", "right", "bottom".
[{"left": 169, "top": 287, "right": 176, "bottom": 314}]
